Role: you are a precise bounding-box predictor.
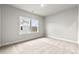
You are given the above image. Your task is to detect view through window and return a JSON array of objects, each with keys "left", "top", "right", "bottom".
[{"left": 19, "top": 16, "right": 39, "bottom": 35}]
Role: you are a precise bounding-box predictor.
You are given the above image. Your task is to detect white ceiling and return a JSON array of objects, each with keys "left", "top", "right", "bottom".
[{"left": 10, "top": 4, "right": 77, "bottom": 16}]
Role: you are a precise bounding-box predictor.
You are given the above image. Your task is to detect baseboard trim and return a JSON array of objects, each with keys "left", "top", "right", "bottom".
[
  {"left": 47, "top": 35, "right": 78, "bottom": 44},
  {"left": 0, "top": 36, "right": 44, "bottom": 47}
]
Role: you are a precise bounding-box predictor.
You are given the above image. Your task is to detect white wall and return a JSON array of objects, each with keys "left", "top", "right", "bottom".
[
  {"left": 45, "top": 7, "right": 78, "bottom": 43},
  {"left": 1, "top": 5, "right": 45, "bottom": 46},
  {"left": 78, "top": 6, "right": 79, "bottom": 44},
  {"left": 0, "top": 5, "right": 1, "bottom": 46}
]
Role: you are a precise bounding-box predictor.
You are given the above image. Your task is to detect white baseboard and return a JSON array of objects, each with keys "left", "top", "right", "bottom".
[
  {"left": 0, "top": 36, "right": 44, "bottom": 47},
  {"left": 47, "top": 35, "right": 78, "bottom": 44},
  {"left": 1, "top": 39, "right": 28, "bottom": 47}
]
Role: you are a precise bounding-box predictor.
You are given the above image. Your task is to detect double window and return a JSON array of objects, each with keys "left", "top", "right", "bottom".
[{"left": 19, "top": 16, "right": 39, "bottom": 35}]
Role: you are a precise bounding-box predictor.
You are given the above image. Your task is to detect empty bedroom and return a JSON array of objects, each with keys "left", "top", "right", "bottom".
[{"left": 0, "top": 4, "right": 79, "bottom": 54}]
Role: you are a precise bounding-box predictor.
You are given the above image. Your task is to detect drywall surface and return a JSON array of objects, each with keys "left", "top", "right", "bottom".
[
  {"left": 45, "top": 7, "right": 78, "bottom": 43},
  {"left": 1, "top": 5, "right": 45, "bottom": 46},
  {"left": 78, "top": 6, "right": 79, "bottom": 44},
  {"left": 0, "top": 5, "right": 1, "bottom": 46}
]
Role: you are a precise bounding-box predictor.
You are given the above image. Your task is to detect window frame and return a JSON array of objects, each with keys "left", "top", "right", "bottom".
[{"left": 19, "top": 16, "right": 40, "bottom": 35}]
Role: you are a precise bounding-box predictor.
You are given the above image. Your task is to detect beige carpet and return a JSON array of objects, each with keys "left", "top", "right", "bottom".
[{"left": 0, "top": 37, "right": 79, "bottom": 54}]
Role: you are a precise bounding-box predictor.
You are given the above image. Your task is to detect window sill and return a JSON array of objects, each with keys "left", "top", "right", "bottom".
[{"left": 19, "top": 32, "right": 39, "bottom": 35}]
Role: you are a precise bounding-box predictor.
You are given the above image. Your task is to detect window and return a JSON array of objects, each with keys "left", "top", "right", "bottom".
[
  {"left": 19, "top": 16, "right": 39, "bottom": 35},
  {"left": 31, "top": 19, "right": 39, "bottom": 32}
]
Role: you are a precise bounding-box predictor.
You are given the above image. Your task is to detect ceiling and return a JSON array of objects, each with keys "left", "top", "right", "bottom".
[{"left": 10, "top": 4, "right": 77, "bottom": 17}]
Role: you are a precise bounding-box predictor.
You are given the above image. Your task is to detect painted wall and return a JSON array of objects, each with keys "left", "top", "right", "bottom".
[
  {"left": 45, "top": 7, "right": 78, "bottom": 43},
  {"left": 1, "top": 5, "right": 45, "bottom": 46},
  {"left": 78, "top": 6, "right": 79, "bottom": 44},
  {"left": 0, "top": 5, "right": 1, "bottom": 46}
]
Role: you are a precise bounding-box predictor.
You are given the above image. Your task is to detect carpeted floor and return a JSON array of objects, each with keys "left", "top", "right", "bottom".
[{"left": 0, "top": 37, "right": 79, "bottom": 54}]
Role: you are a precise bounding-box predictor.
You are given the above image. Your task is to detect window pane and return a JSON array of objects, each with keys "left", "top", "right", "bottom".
[
  {"left": 20, "top": 16, "right": 31, "bottom": 35},
  {"left": 31, "top": 19, "right": 39, "bottom": 32}
]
